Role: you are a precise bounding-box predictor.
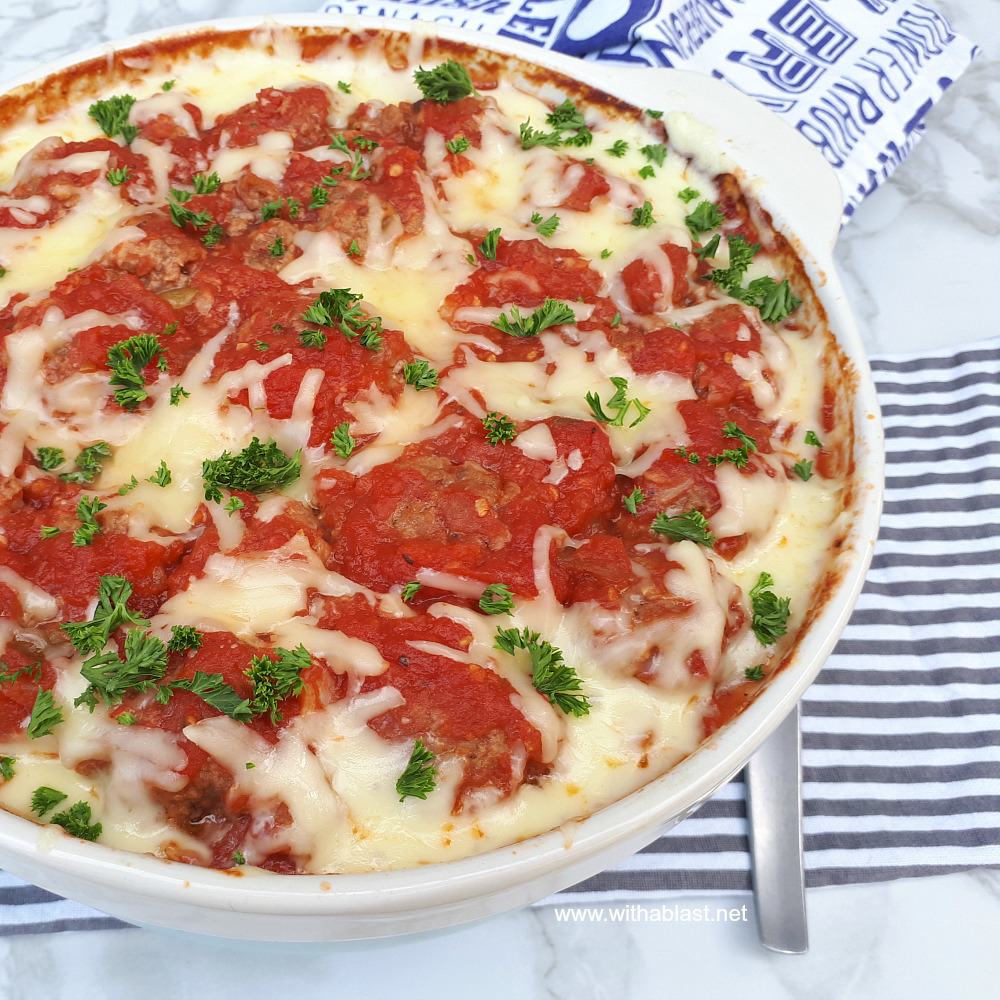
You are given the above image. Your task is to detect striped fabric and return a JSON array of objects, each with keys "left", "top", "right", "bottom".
[{"left": 2, "top": 338, "right": 998, "bottom": 932}]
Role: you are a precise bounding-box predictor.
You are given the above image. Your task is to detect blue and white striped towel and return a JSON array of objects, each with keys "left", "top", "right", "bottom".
[{"left": 3, "top": 336, "right": 998, "bottom": 931}]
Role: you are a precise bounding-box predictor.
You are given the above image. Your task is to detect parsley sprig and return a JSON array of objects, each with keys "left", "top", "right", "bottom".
[
  {"left": 246, "top": 645, "right": 310, "bottom": 723},
  {"left": 494, "top": 627, "right": 590, "bottom": 716},
  {"left": 396, "top": 738, "right": 437, "bottom": 800},
  {"left": 651, "top": 509, "right": 715, "bottom": 546},
  {"left": 492, "top": 299, "right": 575, "bottom": 338},
  {"left": 302, "top": 288, "right": 383, "bottom": 350},
  {"left": 75, "top": 629, "right": 168, "bottom": 710},
  {"left": 60, "top": 442, "right": 111, "bottom": 485},
  {"left": 402, "top": 359, "right": 439, "bottom": 390},
  {"left": 414, "top": 60, "right": 474, "bottom": 103},
  {"left": 106, "top": 334, "right": 164, "bottom": 409},
  {"left": 585, "top": 377, "right": 650, "bottom": 429},
  {"left": 88, "top": 94, "right": 138, "bottom": 143},
  {"left": 519, "top": 99, "right": 592, "bottom": 149},
  {"left": 27, "top": 689, "right": 62, "bottom": 739},
  {"left": 202, "top": 438, "right": 301, "bottom": 503},
  {"left": 749, "top": 573, "right": 791, "bottom": 645},
  {"left": 62, "top": 576, "right": 148, "bottom": 655},
  {"left": 483, "top": 411, "right": 516, "bottom": 445},
  {"left": 479, "top": 583, "right": 514, "bottom": 615}
]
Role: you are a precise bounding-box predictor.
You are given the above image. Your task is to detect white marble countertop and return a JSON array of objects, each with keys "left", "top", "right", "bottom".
[{"left": 0, "top": 1, "right": 997, "bottom": 996}]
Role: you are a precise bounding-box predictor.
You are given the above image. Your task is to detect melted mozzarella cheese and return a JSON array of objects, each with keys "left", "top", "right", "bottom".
[
  {"left": 442, "top": 329, "right": 695, "bottom": 466},
  {"left": 0, "top": 31, "right": 847, "bottom": 875}
]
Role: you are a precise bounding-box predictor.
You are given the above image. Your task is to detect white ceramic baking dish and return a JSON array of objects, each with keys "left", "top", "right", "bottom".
[{"left": 0, "top": 13, "right": 884, "bottom": 941}]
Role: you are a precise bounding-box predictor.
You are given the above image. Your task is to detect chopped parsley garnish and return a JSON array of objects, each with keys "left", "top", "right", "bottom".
[
  {"left": 745, "top": 664, "right": 766, "bottom": 682},
  {"left": 494, "top": 627, "right": 590, "bottom": 716},
  {"left": 685, "top": 200, "right": 724, "bottom": 236},
  {"left": 651, "top": 508, "right": 715, "bottom": 546},
  {"left": 638, "top": 165, "right": 655, "bottom": 179},
  {"left": 169, "top": 385, "right": 190, "bottom": 406},
  {"left": 163, "top": 672, "right": 251, "bottom": 722},
  {"left": 706, "top": 422, "right": 758, "bottom": 468},
  {"left": 337, "top": 80, "right": 352, "bottom": 94},
  {"left": 167, "top": 190, "right": 214, "bottom": 232},
  {"left": 72, "top": 495, "right": 107, "bottom": 547},
  {"left": 546, "top": 99, "right": 592, "bottom": 146},
  {"left": 805, "top": 430, "right": 823, "bottom": 448},
  {"left": 331, "top": 421, "right": 356, "bottom": 459},
  {"left": 88, "top": 94, "right": 138, "bottom": 143},
  {"left": 402, "top": 359, "right": 439, "bottom": 391},
  {"left": 36, "top": 446, "right": 64, "bottom": 471},
  {"left": 492, "top": 299, "right": 575, "bottom": 338},
  {"left": 747, "top": 277, "right": 801, "bottom": 323},
  {"left": 50, "top": 801, "right": 101, "bottom": 842},
  {"left": 192, "top": 171, "right": 221, "bottom": 194},
  {"left": 309, "top": 185, "right": 329, "bottom": 210},
  {"left": 749, "top": 572, "right": 791, "bottom": 646},
  {"left": 246, "top": 645, "right": 310, "bottom": 724},
  {"left": 27, "top": 689, "right": 62, "bottom": 739},
  {"left": 347, "top": 238, "right": 360, "bottom": 257},
  {"left": 520, "top": 99, "right": 591, "bottom": 149},
  {"left": 62, "top": 575, "right": 148, "bottom": 656},
  {"left": 518, "top": 122, "right": 561, "bottom": 149},
  {"left": 106, "top": 166, "right": 130, "bottom": 186},
  {"left": 202, "top": 438, "right": 300, "bottom": 503},
  {"left": 600, "top": 248, "right": 612, "bottom": 259},
  {"left": 646, "top": 108, "right": 664, "bottom": 119},
  {"left": 328, "top": 134, "right": 371, "bottom": 181},
  {"left": 201, "top": 224, "right": 224, "bottom": 248},
  {"left": 118, "top": 475, "right": 139, "bottom": 495},
  {"left": 678, "top": 186, "right": 701, "bottom": 203},
  {"left": 116, "top": 713, "right": 135, "bottom": 726},
  {"left": 607, "top": 139, "right": 628, "bottom": 157},
  {"left": 623, "top": 487, "right": 645, "bottom": 514},
  {"left": 224, "top": 496, "right": 245, "bottom": 516},
  {"left": 708, "top": 235, "right": 759, "bottom": 296},
  {"left": 640, "top": 143, "right": 667, "bottom": 167},
  {"left": 396, "top": 738, "right": 437, "bottom": 801},
  {"left": 106, "top": 334, "right": 164, "bottom": 409},
  {"left": 610, "top": 312, "right": 622, "bottom": 328},
  {"left": 40, "top": 526, "right": 61, "bottom": 539},
  {"left": 166, "top": 625, "right": 203, "bottom": 654},
  {"left": 696, "top": 234, "right": 721, "bottom": 260},
  {"left": 162, "top": 80, "right": 175, "bottom": 91},
  {"left": 400, "top": 581, "right": 421, "bottom": 603},
  {"left": 302, "top": 288, "right": 383, "bottom": 350},
  {"left": 0, "top": 757, "right": 14, "bottom": 781},
  {"left": 675, "top": 446, "right": 701, "bottom": 464},
  {"left": 793, "top": 459, "right": 813, "bottom": 482},
  {"left": 268, "top": 236, "right": 286, "bottom": 257},
  {"left": 530, "top": 212, "right": 560, "bottom": 238},
  {"left": 630, "top": 200, "right": 655, "bottom": 228},
  {"left": 483, "top": 411, "right": 517, "bottom": 446},
  {"left": 479, "top": 583, "right": 514, "bottom": 615},
  {"left": 254, "top": 340, "right": 269, "bottom": 352},
  {"left": 147, "top": 460, "right": 171, "bottom": 487},
  {"left": 233, "top": 850, "right": 246, "bottom": 866},
  {"left": 585, "top": 377, "right": 650, "bottom": 429},
  {"left": 479, "top": 227, "right": 501, "bottom": 260},
  {"left": 60, "top": 442, "right": 111, "bottom": 485},
  {"left": 299, "top": 329, "right": 327, "bottom": 350},
  {"left": 261, "top": 199, "right": 283, "bottom": 222},
  {"left": 446, "top": 135, "right": 470, "bottom": 154},
  {"left": 414, "top": 60, "right": 474, "bottom": 103},
  {"left": 75, "top": 629, "right": 168, "bottom": 710},
  {"left": 31, "top": 786, "right": 67, "bottom": 817}
]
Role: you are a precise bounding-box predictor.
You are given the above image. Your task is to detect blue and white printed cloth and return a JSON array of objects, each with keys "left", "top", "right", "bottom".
[{"left": 0, "top": 0, "right": 986, "bottom": 934}]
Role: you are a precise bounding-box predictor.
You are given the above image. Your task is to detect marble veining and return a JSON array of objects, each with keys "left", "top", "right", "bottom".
[{"left": 0, "top": 0, "right": 997, "bottom": 995}]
